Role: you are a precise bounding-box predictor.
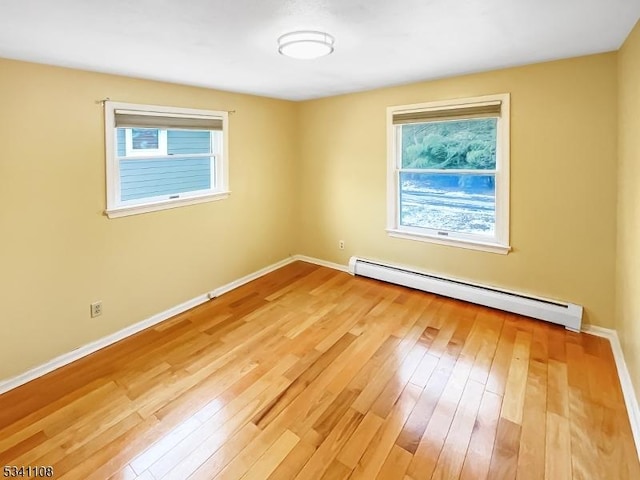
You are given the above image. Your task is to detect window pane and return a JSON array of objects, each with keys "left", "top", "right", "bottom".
[
  {"left": 117, "top": 129, "right": 125, "bottom": 155},
  {"left": 400, "top": 172, "right": 495, "bottom": 236},
  {"left": 167, "top": 130, "right": 212, "bottom": 155},
  {"left": 131, "top": 129, "right": 159, "bottom": 150},
  {"left": 120, "top": 157, "right": 212, "bottom": 202},
  {"left": 401, "top": 118, "right": 497, "bottom": 169}
]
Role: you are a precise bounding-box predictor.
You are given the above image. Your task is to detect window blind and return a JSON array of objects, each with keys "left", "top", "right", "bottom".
[
  {"left": 392, "top": 100, "right": 502, "bottom": 125},
  {"left": 114, "top": 109, "right": 223, "bottom": 130}
]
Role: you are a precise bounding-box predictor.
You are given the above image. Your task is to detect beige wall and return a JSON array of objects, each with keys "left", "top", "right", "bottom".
[
  {"left": 0, "top": 58, "right": 298, "bottom": 379},
  {"left": 617, "top": 20, "right": 640, "bottom": 399},
  {"left": 297, "top": 53, "right": 619, "bottom": 329}
]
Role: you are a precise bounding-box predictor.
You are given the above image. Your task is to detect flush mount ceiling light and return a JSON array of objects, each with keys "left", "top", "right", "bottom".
[{"left": 278, "top": 30, "right": 335, "bottom": 60}]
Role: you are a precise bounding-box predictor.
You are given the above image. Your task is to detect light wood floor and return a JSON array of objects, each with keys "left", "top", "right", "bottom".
[{"left": 0, "top": 261, "right": 638, "bottom": 479}]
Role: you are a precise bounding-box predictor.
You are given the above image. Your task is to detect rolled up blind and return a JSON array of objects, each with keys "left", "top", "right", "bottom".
[
  {"left": 392, "top": 100, "right": 502, "bottom": 125},
  {"left": 115, "top": 109, "right": 223, "bottom": 130}
]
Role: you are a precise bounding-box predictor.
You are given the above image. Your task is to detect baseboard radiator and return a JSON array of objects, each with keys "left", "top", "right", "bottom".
[{"left": 348, "top": 256, "right": 583, "bottom": 332}]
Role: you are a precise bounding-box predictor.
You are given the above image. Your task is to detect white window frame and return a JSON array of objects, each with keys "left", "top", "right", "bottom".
[
  {"left": 104, "top": 101, "right": 229, "bottom": 218},
  {"left": 386, "top": 93, "right": 511, "bottom": 254}
]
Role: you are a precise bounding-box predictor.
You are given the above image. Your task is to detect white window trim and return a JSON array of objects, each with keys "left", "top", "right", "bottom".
[
  {"left": 386, "top": 93, "right": 511, "bottom": 254},
  {"left": 105, "top": 192, "right": 230, "bottom": 218},
  {"left": 104, "top": 101, "right": 229, "bottom": 219}
]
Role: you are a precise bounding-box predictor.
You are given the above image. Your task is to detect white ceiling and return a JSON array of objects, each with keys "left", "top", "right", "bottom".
[{"left": 0, "top": 0, "right": 638, "bottom": 101}]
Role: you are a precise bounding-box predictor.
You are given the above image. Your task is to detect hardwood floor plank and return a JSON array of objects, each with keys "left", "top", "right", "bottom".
[
  {"left": 0, "top": 430, "right": 48, "bottom": 466},
  {"left": 500, "top": 330, "right": 532, "bottom": 425},
  {"left": 568, "top": 388, "right": 604, "bottom": 480},
  {"left": 283, "top": 303, "right": 336, "bottom": 340},
  {"left": 376, "top": 444, "right": 412, "bottom": 480},
  {"left": 151, "top": 374, "right": 292, "bottom": 479},
  {"left": 547, "top": 326, "right": 567, "bottom": 363},
  {"left": 108, "top": 464, "right": 138, "bottom": 480},
  {"left": 566, "top": 342, "right": 589, "bottom": 392},
  {"left": 212, "top": 425, "right": 289, "bottom": 479},
  {"left": 0, "top": 379, "right": 122, "bottom": 454},
  {"left": 295, "top": 408, "right": 364, "bottom": 479},
  {"left": 314, "top": 298, "right": 377, "bottom": 353},
  {"left": 516, "top": 341, "right": 548, "bottom": 480},
  {"left": 285, "top": 326, "right": 397, "bottom": 441},
  {"left": 395, "top": 354, "right": 455, "bottom": 454},
  {"left": 192, "top": 353, "right": 298, "bottom": 424},
  {"left": 312, "top": 389, "right": 360, "bottom": 441},
  {"left": 266, "top": 440, "right": 316, "bottom": 480},
  {"left": 252, "top": 332, "right": 357, "bottom": 429},
  {"left": 468, "top": 310, "right": 504, "bottom": 384},
  {"left": 319, "top": 459, "right": 353, "bottom": 480},
  {"left": 184, "top": 422, "right": 261, "bottom": 480},
  {"left": 133, "top": 471, "right": 155, "bottom": 480},
  {"left": 423, "top": 301, "right": 462, "bottom": 358},
  {"left": 545, "top": 411, "right": 572, "bottom": 480},
  {"left": 324, "top": 326, "right": 393, "bottom": 396},
  {"left": 129, "top": 416, "right": 202, "bottom": 474},
  {"left": 335, "top": 411, "right": 384, "bottom": 469},
  {"left": 487, "top": 417, "right": 522, "bottom": 480},
  {"left": 486, "top": 317, "right": 517, "bottom": 396},
  {"left": 57, "top": 415, "right": 164, "bottom": 480},
  {"left": 346, "top": 336, "right": 403, "bottom": 394},
  {"left": 547, "top": 359, "right": 569, "bottom": 417},
  {"left": 431, "top": 379, "right": 485, "bottom": 479},
  {"left": 408, "top": 338, "right": 439, "bottom": 388},
  {"left": 35, "top": 412, "right": 145, "bottom": 478},
  {"left": 459, "top": 390, "right": 502, "bottom": 480},
  {"left": 352, "top": 311, "right": 436, "bottom": 416},
  {"left": 405, "top": 355, "right": 474, "bottom": 479},
  {"left": 350, "top": 383, "right": 422, "bottom": 480},
  {"left": 369, "top": 343, "right": 428, "bottom": 419},
  {"left": 240, "top": 429, "right": 299, "bottom": 480}
]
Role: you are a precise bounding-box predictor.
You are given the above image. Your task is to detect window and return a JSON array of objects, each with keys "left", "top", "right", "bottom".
[
  {"left": 387, "top": 94, "right": 511, "bottom": 254},
  {"left": 104, "top": 101, "right": 229, "bottom": 218}
]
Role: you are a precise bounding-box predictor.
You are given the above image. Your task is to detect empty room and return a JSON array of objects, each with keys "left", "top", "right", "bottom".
[{"left": 1, "top": 1, "right": 640, "bottom": 479}]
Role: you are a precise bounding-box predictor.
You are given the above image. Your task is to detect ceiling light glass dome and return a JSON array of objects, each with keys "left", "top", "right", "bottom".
[{"left": 278, "top": 31, "right": 335, "bottom": 60}]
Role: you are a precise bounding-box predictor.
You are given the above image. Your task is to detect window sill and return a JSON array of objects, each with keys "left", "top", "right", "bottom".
[
  {"left": 105, "top": 191, "right": 230, "bottom": 218},
  {"left": 386, "top": 229, "right": 511, "bottom": 255}
]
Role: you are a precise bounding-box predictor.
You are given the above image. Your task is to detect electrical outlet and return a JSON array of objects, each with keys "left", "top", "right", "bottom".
[
  {"left": 339, "top": 240, "right": 345, "bottom": 250},
  {"left": 90, "top": 301, "right": 102, "bottom": 318}
]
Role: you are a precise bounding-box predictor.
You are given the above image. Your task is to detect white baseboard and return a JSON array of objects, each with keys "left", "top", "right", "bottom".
[
  {"left": 582, "top": 324, "right": 640, "bottom": 459},
  {"left": 292, "top": 254, "right": 349, "bottom": 273},
  {"left": 207, "top": 257, "right": 295, "bottom": 298},
  {"left": 0, "top": 256, "right": 296, "bottom": 396}
]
